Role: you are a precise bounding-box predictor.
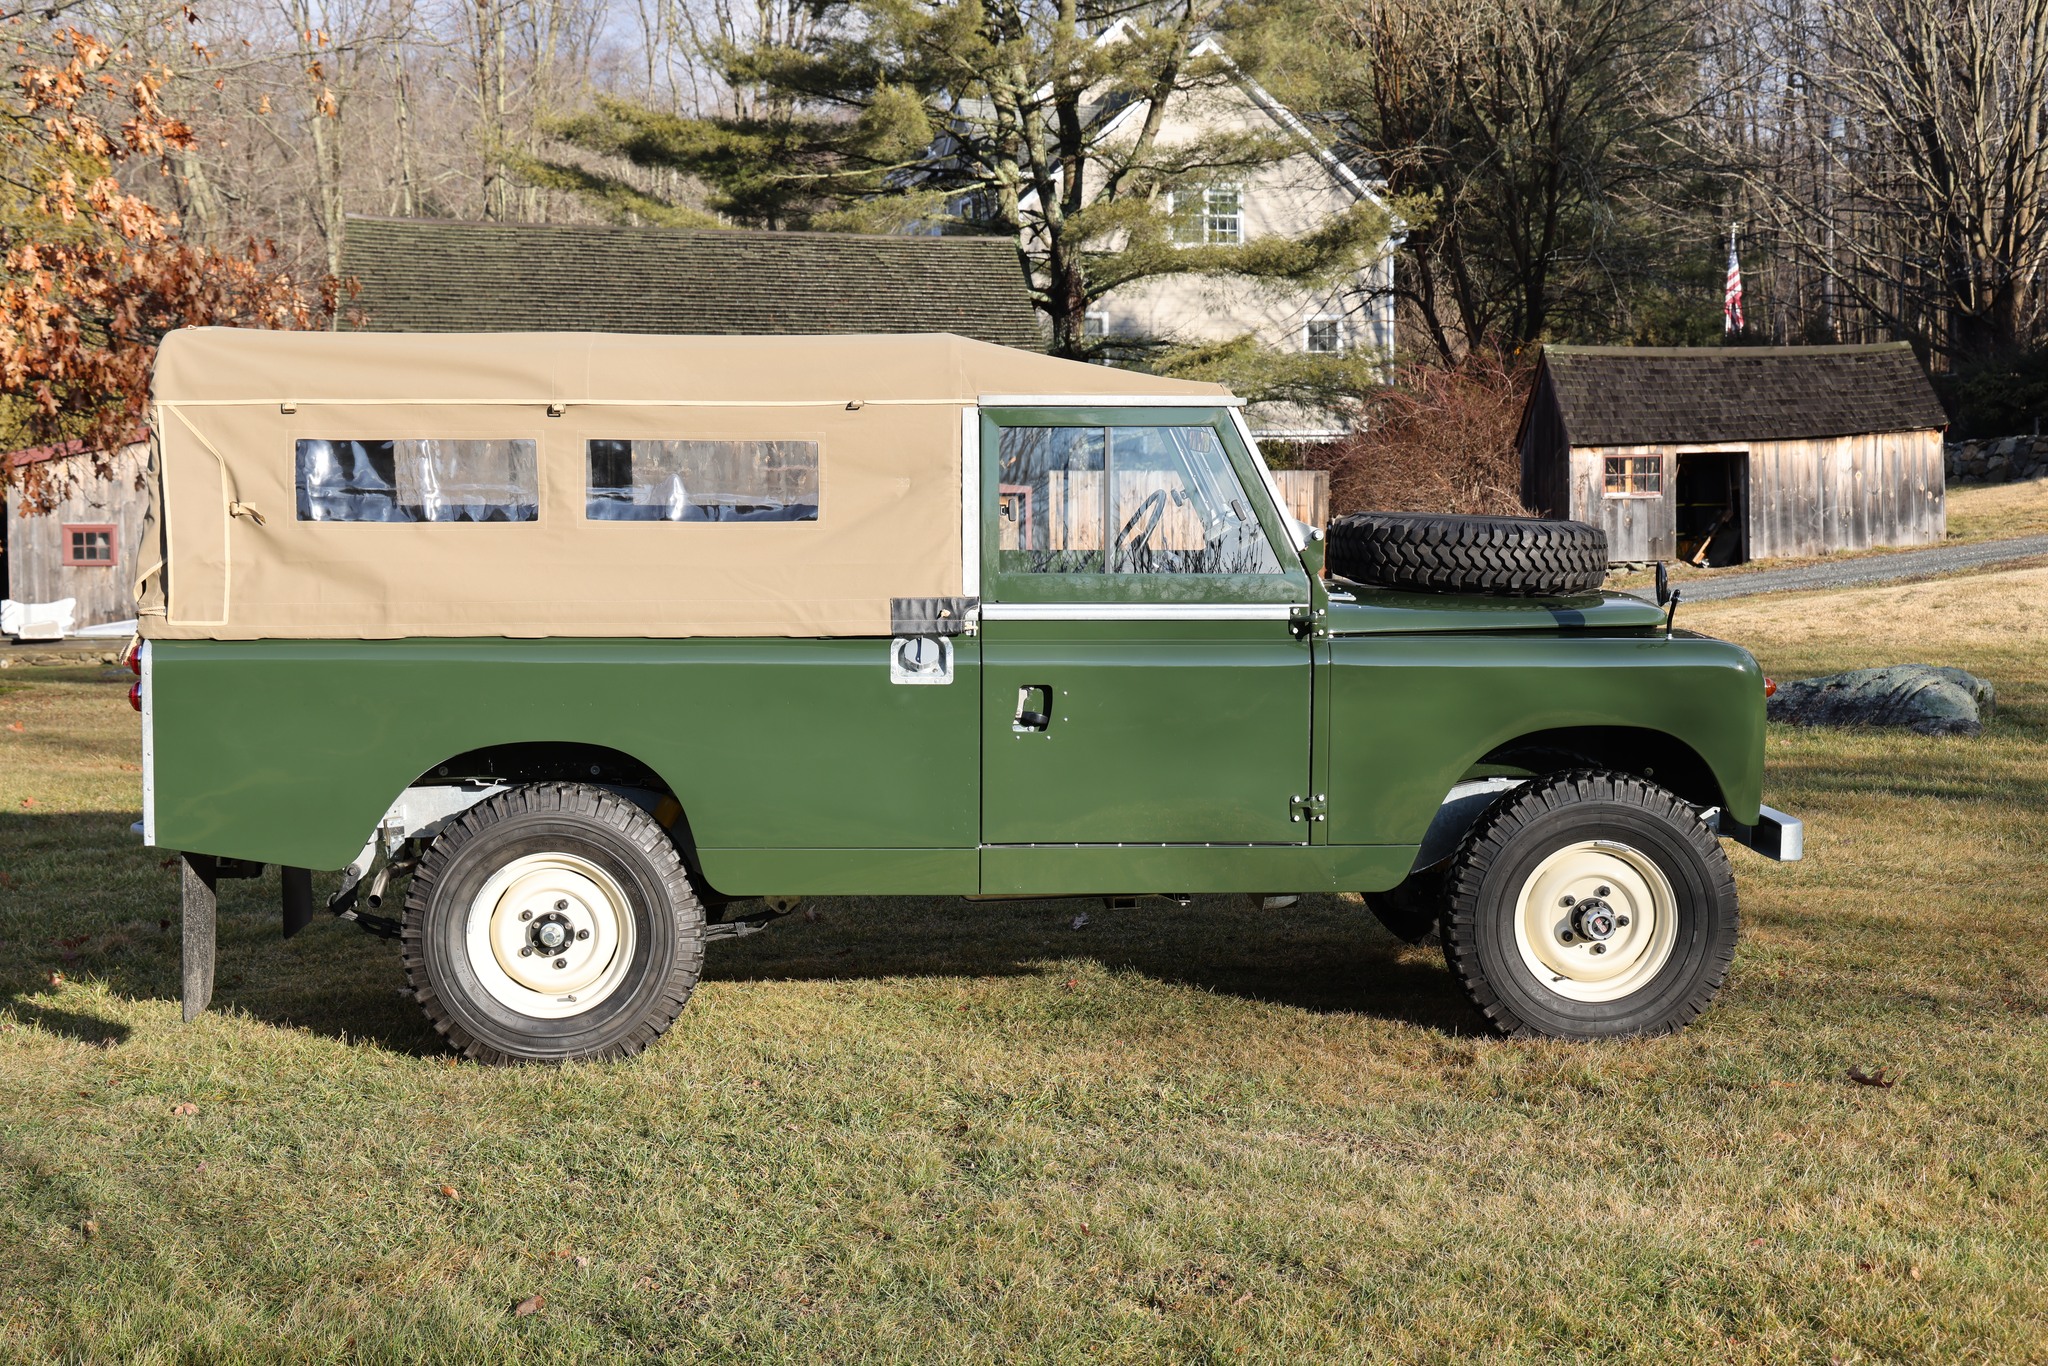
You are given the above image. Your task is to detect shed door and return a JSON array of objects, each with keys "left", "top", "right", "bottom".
[{"left": 976, "top": 409, "right": 1312, "bottom": 864}]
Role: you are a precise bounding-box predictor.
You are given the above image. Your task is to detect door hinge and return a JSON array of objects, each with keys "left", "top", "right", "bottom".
[
  {"left": 1289, "top": 792, "right": 1328, "bottom": 823},
  {"left": 1289, "top": 606, "right": 1328, "bottom": 640}
]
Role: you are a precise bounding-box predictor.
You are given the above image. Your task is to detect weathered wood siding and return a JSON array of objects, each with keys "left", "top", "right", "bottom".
[
  {"left": 1567, "top": 448, "right": 1675, "bottom": 562},
  {"left": 1746, "top": 430, "right": 1945, "bottom": 558},
  {"left": 1517, "top": 372, "right": 1571, "bottom": 517},
  {"left": 3, "top": 444, "right": 148, "bottom": 628},
  {"left": 1562, "top": 429, "right": 1945, "bottom": 564},
  {"left": 1271, "top": 469, "right": 1330, "bottom": 531}
]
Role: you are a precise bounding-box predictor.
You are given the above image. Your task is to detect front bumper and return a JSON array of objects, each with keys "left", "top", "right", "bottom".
[{"left": 1715, "top": 804, "right": 1804, "bottom": 861}]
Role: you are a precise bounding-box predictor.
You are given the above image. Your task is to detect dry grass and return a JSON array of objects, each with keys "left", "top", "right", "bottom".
[
  {"left": 2, "top": 579, "right": 2047, "bottom": 1362},
  {"left": 1946, "top": 476, "right": 2048, "bottom": 543}
]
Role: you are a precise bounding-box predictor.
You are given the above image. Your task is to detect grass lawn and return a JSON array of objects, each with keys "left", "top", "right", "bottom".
[{"left": 2, "top": 574, "right": 2046, "bottom": 1363}]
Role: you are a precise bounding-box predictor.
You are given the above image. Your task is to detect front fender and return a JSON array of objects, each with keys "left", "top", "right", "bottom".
[{"left": 1325, "top": 631, "right": 1766, "bottom": 849}]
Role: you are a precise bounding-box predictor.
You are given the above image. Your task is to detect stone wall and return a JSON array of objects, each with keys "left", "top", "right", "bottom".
[{"left": 1947, "top": 434, "right": 2048, "bottom": 483}]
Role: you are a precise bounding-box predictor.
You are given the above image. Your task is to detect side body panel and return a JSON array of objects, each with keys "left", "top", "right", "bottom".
[
  {"left": 149, "top": 637, "right": 982, "bottom": 892},
  {"left": 1325, "top": 629, "right": 1767, "bottom": 849}
]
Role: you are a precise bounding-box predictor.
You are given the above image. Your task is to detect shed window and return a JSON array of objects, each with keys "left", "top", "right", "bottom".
[
  {"left": 1306, "top": 318, "right": 1344, "bottom": 354},
  {"left": 586, "top": 439, "right": 819, "bottom": 522},
  {"left": 296, "top": 439, "right": 538, "bottom": 522},
  {"left": 1603, "top": 455, "right": 1663, "bottom": 496},
  {"left": 63, "top": 524, "right": 116, "bottom": 566}
]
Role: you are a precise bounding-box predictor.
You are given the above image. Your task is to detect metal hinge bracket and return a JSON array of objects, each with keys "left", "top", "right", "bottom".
[
  {"left": 1289, "top": 793, "right": 1328, "bottom": 823},
  {"left": 1288, "top": 606, "right": 1328, "bottom": 640}
]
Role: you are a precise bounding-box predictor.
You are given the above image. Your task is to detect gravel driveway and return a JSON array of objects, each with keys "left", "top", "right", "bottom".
[{"left": 1648, "top": 534, "right": 2048, "bottom": 602}]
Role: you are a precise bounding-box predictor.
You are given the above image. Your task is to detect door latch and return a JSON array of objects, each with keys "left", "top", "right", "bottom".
[
  {"left": 1013, "top": 684, "right": 1053, "bottom": 732},
  {"left": 1289, "top": 793, "right": 1328, "bottom": 823}
]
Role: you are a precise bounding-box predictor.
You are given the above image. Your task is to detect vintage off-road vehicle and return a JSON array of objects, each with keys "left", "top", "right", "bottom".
[{"left": 134, "top": 329, "right": 1799, "bottom": 1062}]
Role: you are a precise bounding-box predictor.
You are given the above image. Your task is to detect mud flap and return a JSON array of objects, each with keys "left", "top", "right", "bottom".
[
  {"left": 181, "top": 854, "right": 217, "bottom": 1022},
  {"left": 282, "top": 867, "right": 314, "bottom": 939}
]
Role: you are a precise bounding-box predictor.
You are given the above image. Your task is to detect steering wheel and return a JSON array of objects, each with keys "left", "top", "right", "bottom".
[{"left": 1115, "top": 488, "right": 1170, "bottom": 559}]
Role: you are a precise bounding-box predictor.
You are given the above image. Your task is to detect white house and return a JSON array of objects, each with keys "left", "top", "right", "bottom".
[{"left": 1009, "top": 28, "right": 1399, "bottom": 439}]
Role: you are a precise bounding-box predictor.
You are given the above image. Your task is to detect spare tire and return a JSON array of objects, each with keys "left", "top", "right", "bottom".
[{"left": 1326, "top": 512, "right": 1608, "bottom": 597}]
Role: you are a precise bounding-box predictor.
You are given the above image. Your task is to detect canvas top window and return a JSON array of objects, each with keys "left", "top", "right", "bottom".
[
  {"left": 587, "top": 439, "right": 818, "bottom": 522},
  {"left": 297, "top": 439, "right": 538, "bottom": 522}
]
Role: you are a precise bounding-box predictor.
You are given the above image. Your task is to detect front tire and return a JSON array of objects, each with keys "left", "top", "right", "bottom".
[
  {"left": 1442, "top": 772, "right": 1738, "bottom": 1039},
  {"left": 402, "top": 783, "right": 704, "bottom": 1063}
]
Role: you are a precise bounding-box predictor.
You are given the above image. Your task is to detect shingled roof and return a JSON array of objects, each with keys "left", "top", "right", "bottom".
[
  {"left": 1536, "top": 343, "right": 1948, "bottom": 447},
  {"left": 340, "top": 216, "right": 1047, "bottom": 351}
]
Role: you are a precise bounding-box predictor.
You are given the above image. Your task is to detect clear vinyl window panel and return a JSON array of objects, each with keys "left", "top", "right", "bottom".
[
  {"left": 295, "top": 439, "right": 538, "bottom": 522},
  {"left": 996, "top": 425, "right": 1281, "bottom": 575},
  {"left": 586, "top": 439, "right": 819, "bottom": 522}
]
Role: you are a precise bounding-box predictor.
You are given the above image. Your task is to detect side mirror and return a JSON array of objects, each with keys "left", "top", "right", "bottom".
[{"left": 1654, "top": 560, "right": 1671, "bottom": 606}]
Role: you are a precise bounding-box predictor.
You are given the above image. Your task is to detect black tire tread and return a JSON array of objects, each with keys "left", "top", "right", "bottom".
[
  {"left": 1441, "top": 770, "right": 1738, "bottom": 1039},
  {"left": 1327, "top": 512, "right": 1608, "bottom": 597},
  {"left": 401, "top": 782, "right": 705, "bottom": 1065}
]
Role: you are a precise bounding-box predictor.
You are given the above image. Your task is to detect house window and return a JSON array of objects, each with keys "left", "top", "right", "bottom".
[
  {"left": 587, "top": 439, "right": 819, "bottom": 521},
  {"left": 1305, "top": 318, "right": 1344, "bottom": 354},
  {"left": 1603, "top": 455, "right": 1663, "bottom": 496},
  {"left": 1203, "top": 186, "right": 1242, "bottom": 245},
  {"left": 1169, "top": 186, "right": 1244, "bottom": 246},
  {"left": 1083, "top": 312, "right": 1108, "bottom": 339},
  {"left": 63, "top": 524, "right": 116, "bottom": 566},
  {"left": 295, "top": 439, "right": 539, "bottom": 522}
]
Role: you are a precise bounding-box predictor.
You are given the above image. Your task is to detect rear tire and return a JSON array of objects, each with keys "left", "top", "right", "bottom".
[
  {"left": 402, "top": 783, "right": 704, "bottom": 1064},
  {"left": 1442, "top": 771, "right": 1737, "bottom": 1039}
]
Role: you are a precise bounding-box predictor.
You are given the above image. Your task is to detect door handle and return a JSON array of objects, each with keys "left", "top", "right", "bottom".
[{"left": 1013, "top": 684, "right": 1052, "bottom": 732}]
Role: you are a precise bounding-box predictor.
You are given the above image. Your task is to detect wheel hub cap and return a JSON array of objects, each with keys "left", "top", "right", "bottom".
[
  {"left": 1512, "top": 841, "right": 1679, "bottom": 1004},
  {"left": 465, "top": 853, "right": 638, "bottom": 1019}
]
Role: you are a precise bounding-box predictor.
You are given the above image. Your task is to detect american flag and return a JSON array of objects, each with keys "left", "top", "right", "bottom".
[{"left": 1723, "top": 227, "right": 1745, "bottom": 334}]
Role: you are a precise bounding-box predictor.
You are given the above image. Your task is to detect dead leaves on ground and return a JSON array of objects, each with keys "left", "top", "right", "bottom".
[{"left": 511, "top": 1293, "right": 544, "bottom": 1318}]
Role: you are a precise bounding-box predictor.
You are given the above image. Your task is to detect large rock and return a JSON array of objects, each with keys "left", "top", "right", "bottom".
[{"left": 1767, "top": 665, "right": 1996, "bottom": 736}]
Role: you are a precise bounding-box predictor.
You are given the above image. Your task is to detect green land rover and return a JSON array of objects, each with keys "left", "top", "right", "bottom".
[{"left": 134, "top": 328, "right": 1799, "bottom": 1063}]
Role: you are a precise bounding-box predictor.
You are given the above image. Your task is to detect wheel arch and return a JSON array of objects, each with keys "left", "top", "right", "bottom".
[{"left": 1402, "top": 726, "right": 1732, "bottom": 880}]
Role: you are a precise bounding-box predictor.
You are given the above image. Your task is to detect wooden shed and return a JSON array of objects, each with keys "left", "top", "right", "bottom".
[
  {"left": 1517, "top": 343, "right": 1949, "bottom": 565},
  {"left": 2, "top": 440, "right": 149, "bottom": 631}
]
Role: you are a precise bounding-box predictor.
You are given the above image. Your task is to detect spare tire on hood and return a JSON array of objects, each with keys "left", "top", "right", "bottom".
[{"left": 1326, "top": 512, "right": 1609, "bottom": 598}]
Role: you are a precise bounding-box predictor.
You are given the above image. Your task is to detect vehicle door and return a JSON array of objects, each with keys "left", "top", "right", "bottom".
[{"left": 977, "top": 405, "right": 1314, "bottom": 866}]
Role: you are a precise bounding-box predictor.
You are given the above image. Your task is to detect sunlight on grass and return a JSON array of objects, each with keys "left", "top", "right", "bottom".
[{"left": 2, "top": 583, "right": 2046, "bottom": 1361}]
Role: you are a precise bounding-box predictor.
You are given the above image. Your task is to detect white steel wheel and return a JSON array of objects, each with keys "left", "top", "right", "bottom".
[
  {"left": 466, "top": 852, "right": 639, "bottom": 1019},
  {"left": 1511, "top": 840, "right": 1678, "bottom": 1004},
  {"left": 1442, "top": 771, "right": 1740, "bottom": 1040},
  {"left": 402, "top": 782, "right": 705, "bottom": 1065}
]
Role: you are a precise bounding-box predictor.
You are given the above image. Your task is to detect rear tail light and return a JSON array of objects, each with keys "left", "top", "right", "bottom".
[
  {"left": 129, "top": 682, "right": 142, "bottom": 712},
  {"left": 1763, "top": 676, "right": 1777, "bottom": 698},
  {"left": 126, "top": 642, "right": 143, "bottom": 710}
]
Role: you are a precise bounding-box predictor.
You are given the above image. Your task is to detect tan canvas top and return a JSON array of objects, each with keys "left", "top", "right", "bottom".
[{"left": 137, "top": 329, "right": 1231, "bottom": 640}]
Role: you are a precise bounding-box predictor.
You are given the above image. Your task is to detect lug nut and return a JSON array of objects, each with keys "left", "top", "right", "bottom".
[
  {"left": 1590, "top": 944, "right": 1607, "bottom": 955},
  {"left": 1596, "top": 885, "right": 1611, "bottom": 897},
  {"left": 555, "top": 899, "right": 569, "bottom": 911},
  {"left": 520, "top": 947, "right": 533, "bottom": 957},
  {"left": 1617, "top": 915, "right": 1630, "bottom": 927},
  {"left": 576, "top": 929, "right": 590, "bottom": 941},
  {"left": 519, "top": 909, "right": 533, "bottom": 921},
  {"left": 553, "top": 957, "right": 567, "bottom": 969},
  {"left": 1560, "top": 895, "right": 1576, "bottom": 907},
  {"left": 1561, "top": 930, "right": 1575, "bottom": 942}
]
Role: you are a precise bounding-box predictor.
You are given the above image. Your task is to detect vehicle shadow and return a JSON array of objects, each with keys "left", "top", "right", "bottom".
[
  {"left": 2, "top": 810, "right": 1476, "bottom": 1049},
  {"left": 705, "top": 893, "right": 1485, "bottom": 1037}
]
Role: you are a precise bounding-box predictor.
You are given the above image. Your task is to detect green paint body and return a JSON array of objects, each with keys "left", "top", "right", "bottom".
[{"left": 147, "top": 404, "right": 1770, "bottom": 897}]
